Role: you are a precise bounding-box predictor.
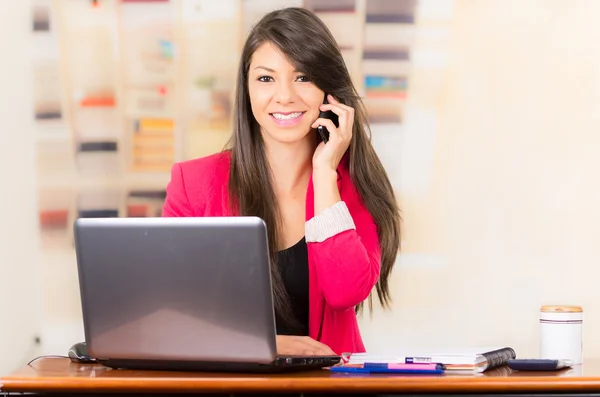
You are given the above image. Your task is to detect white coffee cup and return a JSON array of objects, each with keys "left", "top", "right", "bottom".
[{"left": 539, "top": 305, "right": 583, "bottom": 364}]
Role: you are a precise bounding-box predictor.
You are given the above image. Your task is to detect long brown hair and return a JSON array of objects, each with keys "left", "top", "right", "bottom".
[{"left": 227, "top": 8, "right": 401, "bottom": 321}]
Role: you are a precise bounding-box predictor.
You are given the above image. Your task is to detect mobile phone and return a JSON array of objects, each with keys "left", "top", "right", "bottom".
[
  {"left": 316, "top": 94, "right": 339, "bottom": 143},
  {"left": 507, "top": 359, "right": 573, "bottom": 371}
]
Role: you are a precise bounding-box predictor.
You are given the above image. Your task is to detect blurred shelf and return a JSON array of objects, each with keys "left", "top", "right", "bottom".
[
  {"left": 363, "top": 59, "right": 411, "bottom": 77},
  {"left": 34, "top": 0, "right": 411, "bottom": 239},
  {"left": 37, "top": 173, "right": 171, "bottom": 191},
  {"left": 363, "top": 46, "right": 410, "bottom": 61},
  {"left": 313, "top": 12, "right": 360, "bottom": 49},
  {"left": 304, "top": 0, "right": 356, "bottom": 13},
  {"left": 129, "top": 163, "right": 173, "bottom": 173},
  {"left": 127, "top": 189, "right": 166, "bottom": 218},
  {"left": 364, "top": 23, "right": 416, "bottom": 48}
]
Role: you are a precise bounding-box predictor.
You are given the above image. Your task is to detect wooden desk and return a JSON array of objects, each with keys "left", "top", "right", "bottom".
[{"left": 2, "top": 357, "right": 600, "bottom": 396}]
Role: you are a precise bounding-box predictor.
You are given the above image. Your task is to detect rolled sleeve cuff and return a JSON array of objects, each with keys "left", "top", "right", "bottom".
[{"left": 305, "top": 201, "right": 356, "bottom": 243}]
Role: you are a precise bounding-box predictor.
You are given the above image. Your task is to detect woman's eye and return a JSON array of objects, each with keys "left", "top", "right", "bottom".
[
  {"left": 258, "top": 76, "right": 274, "bottom": 82},
  {"left": 296, "top": 75, "right": 311, "bottom": 82}
]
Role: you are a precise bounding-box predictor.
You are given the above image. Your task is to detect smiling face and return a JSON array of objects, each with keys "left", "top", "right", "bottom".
[{"left": 247, "top": 41, "right": 325, "bottom": 144}]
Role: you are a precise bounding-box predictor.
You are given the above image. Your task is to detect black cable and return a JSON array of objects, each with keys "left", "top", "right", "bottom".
[{"left": 27, "top": 355, "right": 69, "bottom": 367}]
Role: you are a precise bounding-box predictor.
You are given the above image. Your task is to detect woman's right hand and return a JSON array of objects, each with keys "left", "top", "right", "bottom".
[{"left": 276, "top": 335, "right": 336, "bottom": 356}]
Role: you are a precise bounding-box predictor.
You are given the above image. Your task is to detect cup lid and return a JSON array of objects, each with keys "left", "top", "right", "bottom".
[{"left": 541, "top": 305, "right": 583, "bottom": 313}]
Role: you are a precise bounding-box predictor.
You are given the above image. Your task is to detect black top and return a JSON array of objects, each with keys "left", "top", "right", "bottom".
[{"left": 275, "top": 237, "right": 309, "bottom": 336}]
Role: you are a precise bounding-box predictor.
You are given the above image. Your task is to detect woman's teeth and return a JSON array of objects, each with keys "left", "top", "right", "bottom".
[{"left": 272, "top": 112, "right": 303, "bottom": 120}]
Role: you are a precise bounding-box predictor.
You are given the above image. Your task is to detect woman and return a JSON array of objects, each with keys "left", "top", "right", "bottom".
[{"left": 162, "top": 7, "right": 401, "bottom": 356}]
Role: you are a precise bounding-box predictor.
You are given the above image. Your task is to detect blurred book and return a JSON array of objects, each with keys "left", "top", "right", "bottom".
[
  {"left": 136, "top": 118, "right": 174, "bottom": 134},
  {"left": 79, "top": 96, "right": 116, "bottom": 107},
  {"left": 131, "top": 117, "right": 174, "bottom": 172},
  {"left": 365, "top": 75, "right": 408, "bottom": 99},
  {"left": 77, "top": 191, "right": 121, "bottom": 219},
  {"left": 364, "top": 46, "right": 410, "bottom": 61},
  {"left": 78, "top": 209, "right": 119, "bottom": 218},
  {"left": 32, "top": 2, "right": 51, "bottom": 32},
  {"left": 366, "top": 0, "right": 417, "bottom": 24},
  {"left": 364, "top": 97, "right": 403, "bottom": 123},
  {"left": 33, "top": 62, "right": 63, "bottom": 121},
  {"left": 126, "top": 190, "right": 166, "bottom": 217},
  {"left": 78, "top": 141, "right": 118, "bottom": 152},
  {"left": 76, "top": 141, "right": 120, "bottom": 172},
  {"left": 35, "top": 108, "right": 62, "bottom": 121},
  {"left": 304, "top": 0, "right": 355, "bottom": 13},
  {"left": 37, "top": 186, "right": 75, "bottom": 249},
  {"left": 39, "top": 209, "right": 69, "bottom": 230}
]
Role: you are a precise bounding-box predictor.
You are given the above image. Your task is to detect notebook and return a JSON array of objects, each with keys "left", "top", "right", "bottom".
[{"left": 341, "top": 347, "right": 516, "bottom": 373}]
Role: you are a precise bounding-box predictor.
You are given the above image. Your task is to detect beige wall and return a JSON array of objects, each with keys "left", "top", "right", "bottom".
[
  {"left": 0, "top": 0, "right": 43, "bottom": 375},
  {"left": 359, "top": 0, "right": 600, "bottom": 359}
]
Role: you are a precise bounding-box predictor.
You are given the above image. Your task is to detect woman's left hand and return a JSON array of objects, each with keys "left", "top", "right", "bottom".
[{"left": 311, "top": 94, "right": 354, "bottom": 173}]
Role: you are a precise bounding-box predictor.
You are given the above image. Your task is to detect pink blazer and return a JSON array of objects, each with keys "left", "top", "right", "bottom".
[{"left": 162, "top": 151, "right": 381, "bottom": 354}]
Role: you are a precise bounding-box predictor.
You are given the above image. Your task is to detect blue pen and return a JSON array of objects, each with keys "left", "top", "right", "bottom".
[{"left": 364, "top": 363, "right": 444, "bottom": 370}]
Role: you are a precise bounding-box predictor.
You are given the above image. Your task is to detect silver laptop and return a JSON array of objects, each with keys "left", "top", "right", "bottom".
[{"left": 73, "top": 216, "right": 340, "bottom": 372}]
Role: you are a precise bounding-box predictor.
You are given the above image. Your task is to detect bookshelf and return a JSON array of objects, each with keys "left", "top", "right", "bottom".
[
  {"left": 34, "top": 0, "right": 415, "bottom": 246},
  {"left": 32, "top": 0, "right": 68, "bottom": 142},
  {"left": 179, "top": 0, "right": 243, "bottom": 159},
  {"left": 303, "top": 0, "right": 416, "bottom": 123},
  {"left": 304, "top": 0, "right": 365, "bottom": 96},
  {"left": 362, "top": 0, "right": 416, "bottom": 123},
  {"left": 34, "top": 0, "right": 242, "bottom": 245}
]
